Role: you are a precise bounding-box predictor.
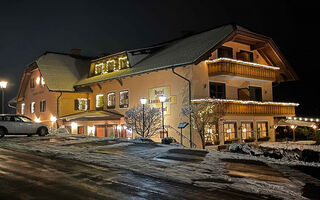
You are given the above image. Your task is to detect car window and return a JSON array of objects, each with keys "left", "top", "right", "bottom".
[
  {"left": 13, "top": 117, "right": 23, "bottom": 122},
  {"left": 18, "top": 116, "right": 33, "bottom": 123}
]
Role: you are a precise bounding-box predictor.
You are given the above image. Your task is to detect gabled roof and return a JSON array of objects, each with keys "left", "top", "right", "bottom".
[
  {"left": 36, "top": 52, "right": 91, "bottom": 92},
  {"left": 75, "top": 24, "right": 297, "bottom": 86},
  {"left": 75, "top": 24, "right": 235, "bottom": 86}
]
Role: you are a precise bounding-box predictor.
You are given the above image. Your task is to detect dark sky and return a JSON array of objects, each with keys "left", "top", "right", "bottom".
[{"left": 0, "top": 0, "right": 317, "bottom": 116}]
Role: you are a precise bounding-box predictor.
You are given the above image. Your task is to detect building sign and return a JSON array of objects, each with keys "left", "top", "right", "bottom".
[{"left": 148, "top": 86, "right": 176, "bottom": 115}]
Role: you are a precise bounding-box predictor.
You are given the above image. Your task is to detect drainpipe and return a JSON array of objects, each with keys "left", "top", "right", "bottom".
[
  {"left": 172, "top": 68, "right": 193, "bottom": 148},
  {"left": 57, "top": 92, "right": 63, "bottom": 128}
]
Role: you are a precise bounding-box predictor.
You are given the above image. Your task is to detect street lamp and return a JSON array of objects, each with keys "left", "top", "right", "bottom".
[
  {"left": 159, "top": 95, "right": 166, "bottom": 137},
  {"left": 0, "top": 81, "right": 8, "bottom": 114},
  {"left": 140, "top": 98, "right": 147, "bottom": 138}
]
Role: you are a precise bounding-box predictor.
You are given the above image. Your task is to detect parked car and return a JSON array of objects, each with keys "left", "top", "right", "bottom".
[{"left": 0, "top": 114, "right": 49, "bottom": 138}]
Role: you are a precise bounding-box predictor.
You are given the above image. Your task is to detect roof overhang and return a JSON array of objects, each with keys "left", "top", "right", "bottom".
[{"left": 60, "top": 110, "right": 123, "bottom": 122}]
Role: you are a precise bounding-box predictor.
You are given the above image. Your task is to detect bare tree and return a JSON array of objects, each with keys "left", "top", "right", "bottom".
[
  {"left": 181, "top": 99, "right": 225, "bottom": 149},
  {"left": 125, "top": 105, "right": 162, "bottom": 138}
]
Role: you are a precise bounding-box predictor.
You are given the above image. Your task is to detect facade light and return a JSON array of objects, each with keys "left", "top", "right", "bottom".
[
  {"left": 35, "top": 117, "right": 41, "bottom": 123},
  {"left": 140, "top": 98, "right": 147, "bottom": 105},
  {"left": 159, "top": 95, "right": 166, "bottom": 103},
  {"left": 50, "top": 116, "right": 57, "bottom": 122},
  {"left": 0, "top": 81, "right": 8, "bottom": 89}
]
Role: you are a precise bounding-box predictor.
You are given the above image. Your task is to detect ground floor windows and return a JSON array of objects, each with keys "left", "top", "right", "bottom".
[
  {"left": 240, "top": 122, "right": 254, "bottom": 140},
  {"left": 204, "top": 124, "right": 218, "bottom": 144},
  {"left": 40, "top": 100, "right": 46, "bottom": 112},
  {"left": 77, "top": 126, "right": 84, "bottom": 134},
  {"left": 223, "top": 122, "right": 237, "bottom": 141},
  {"left": 257, "top": 122, "right": 268, "bottom": 138}
]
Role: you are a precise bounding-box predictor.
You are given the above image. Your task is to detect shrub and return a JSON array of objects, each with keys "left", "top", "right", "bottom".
[
  {"left": 161, "top": 137, "right": 177, "bottom": 145},
  {"left": 244, "top": 136, "right": 255, "bottom": 143},
  {"left": 258, "top": 136, "right": 270, "bottom": 141}
]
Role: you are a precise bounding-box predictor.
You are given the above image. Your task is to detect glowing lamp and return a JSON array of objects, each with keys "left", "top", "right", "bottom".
[
  {"left": 34, "top": 117, "right": 41, "bottom": 123},
  {"left": 140, "top": 98, "right": 147, "bottom": 105},
  {"left": 290, "top": 125, "right": 296, "bottom": 129},
  {"left": 0, "top": 81, "right": 7, "bottom": 89},
  {"left": 159, "top": 95, "right": 166, "bottom": 103},
  {"left": 71, "top": 122, "right": 78, "bottom": 129},
  {"left": 242, "top": 128, "right": 247, "bottom": 133},
  {"left": 36, "top": 77, "right": 41, "bottom": 85},
  {"left": 50, "top": 116, "right": 57, "bottom": 122}
]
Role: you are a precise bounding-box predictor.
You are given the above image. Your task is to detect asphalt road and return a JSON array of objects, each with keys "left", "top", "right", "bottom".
[{"left": 0, "top": 148, "right": 270, "bottom": 200}]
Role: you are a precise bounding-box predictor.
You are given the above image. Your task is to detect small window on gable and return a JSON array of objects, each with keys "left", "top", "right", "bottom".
[
  {"left": 119, "top": 90, "right": 129, "bottom": 108},
  {"left": 30, "top": 78, "right": 35, "bottom": 88},
  {"left": 96, "top": 94, "right": 104, "bottom": 110},
  {"left": 217, "top": 46, "right": 233, "bottom": 59},
  {"left": 107, "top": 92, "right": 116, "bottom": 109}
]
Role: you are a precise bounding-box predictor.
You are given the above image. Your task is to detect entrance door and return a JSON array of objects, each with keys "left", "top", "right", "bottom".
[{"left": 96, "top": 126, "right": 106, "bottom": 137}]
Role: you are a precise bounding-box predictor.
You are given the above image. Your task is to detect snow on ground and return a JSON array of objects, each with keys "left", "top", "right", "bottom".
[
  {"left": 260, "top": 141, "right": 320, "bottom": 152},
  {"left": 1, "top": 133, "right": 319, "bottom": 199}
]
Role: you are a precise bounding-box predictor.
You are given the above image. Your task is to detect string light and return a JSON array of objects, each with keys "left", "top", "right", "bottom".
[
  {"left": 205, "top": 57, "right": 280, "bottom": 70},
  {"left": 192, "top": 98, "right": 299, "bottom": 106}
]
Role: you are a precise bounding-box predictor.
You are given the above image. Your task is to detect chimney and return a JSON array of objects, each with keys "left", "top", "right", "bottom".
[{"left": 71, "top": 48, "right": 81, "bottom": 55}]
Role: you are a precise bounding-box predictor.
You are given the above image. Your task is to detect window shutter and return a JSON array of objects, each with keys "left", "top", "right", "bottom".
[
  {"left": 74, "top": 99, "right": 79, "bottom": 110},
  {"left": 43, "top": 101, "right": 46, "bottom": 112},
  {"left": 87, "top": 99, "right": 90, "bottom": 110}
]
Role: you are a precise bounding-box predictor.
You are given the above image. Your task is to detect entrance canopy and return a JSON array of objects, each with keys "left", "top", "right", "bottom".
[
  {"left": 60, "top": 110, "right": 123, "bottom": 122},
  {"left": 275, "top": 119, "right": 317, "bottom": 128}
]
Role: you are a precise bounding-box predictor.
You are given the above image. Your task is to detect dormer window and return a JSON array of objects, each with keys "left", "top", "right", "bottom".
[
  {"left": 217, "top": 46, "right": 233, "bottom": 59},
  {"left": 40, "top": 77, "right": 45, "bottom": 87}
]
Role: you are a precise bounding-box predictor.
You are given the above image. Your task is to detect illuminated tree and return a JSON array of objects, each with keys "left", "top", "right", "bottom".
[
  {"left": 181, "top": 99, "right": 225, "bottom": 149},
  {"left": 125, "top": 105, "right": 162, "bottom": 138}
]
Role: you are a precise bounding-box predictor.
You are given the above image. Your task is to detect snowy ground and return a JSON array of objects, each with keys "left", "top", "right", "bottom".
[{"left": 1, "top": 133, "right": 320, "bottom": 199}]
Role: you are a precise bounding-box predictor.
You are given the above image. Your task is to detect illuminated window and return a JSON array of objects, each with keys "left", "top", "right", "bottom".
[
  {"left": 118, "top": 57, "right": 129, "bottom": 69},
  {"left": 30, "top": 102, "right": 35, "bottom": 113},
  {"left": 96, "top": 94, "right": 104, "bottom": 110},
  {"left": 74, "top": 98, "right": 89, "bottom": 111},
  {"left": 40, "top": 100, "right": 46, "bottom": 112},
  {"left": 94, "top": 63, "right": 104, "bottom": 75},
  {"left": 240, "top": 122, "right": 253, "bottom": 140},
  {"left": 21, "top": 103, "right": 25, "bottom": 115},
  {"left": 257, "top": 122, "right": 268, "bottom": 138},
  {"left": 107, "top": 92, "right": 116, "bottom": 109},
  {"left": 223, "top": 122, "right": 237, "bottom": 141},
  {"left": 119, "top": 90, "right": 129, "bottom": 108},
  {"left": 106, "top": 60, "right": 115, "bottom": 72}
]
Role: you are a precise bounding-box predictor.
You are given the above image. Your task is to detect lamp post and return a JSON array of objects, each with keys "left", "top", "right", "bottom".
[
  {"left": 0, "top": 81, "right": 8, "bottom": 114},
  {"left": 140, "top": 98, "right": 147, "bottom": 138},
  {"left": 159, "top": 95, "right": 166, "bottom": 137},
  {"left": 290, "top": 125, "right": 297, "bottom": 142}
]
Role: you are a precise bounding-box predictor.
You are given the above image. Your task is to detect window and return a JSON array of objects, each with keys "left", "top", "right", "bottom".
[
  {"left": 118, "top": 57, "right": 129, "bottom": 70},
  {"left": 209, "top": 82, "right": 226, "bottom": 99},
  {"left": 257, "top": 122, "right": 268, "bottom": 138},
  {"left": 223, "top": 122, "right": 237, "bottom": 141},
  {"left": 240, "top": 122, "right": 254, "bottom": 140},
  {"left": 96, "top": 94, "right": 104, "bottom": 110},
  {"left": 249, "top": 86, "right": 262, "bottom": 101},
  {"left": 19, "top": 116, "right": 33, "bottom": 123},
  {"left": 77, "top": 126, "right": 84, "bottom": 135},
  {"left": 74, "top": 98, "right": 89, "bottom": 111},
  {"left": 21, "top": 103, "right": 25, "bottom": 115},
  {"left": 217, "top": 46, "right": 233, "bottom": 59},
  {"left": 107, "top": 92, "right": 116, "bottom": 109},
  {"left": 119, "top": 90, "right": 129, "bottom": 108},
  {"left": 30, "top": 78, "right": 35, "bottom": 88},
  {"left": 40, "top": 77, "right": 45, "bottom": 87},
  {"left": 204, "top": 124, "right": 218, "bottom": 144},
  {"left": 30, "top": 102, "right": 35, "bottom": 113},
  {"left": 94, "top": 63, "right": 104, "bottom": 75},
  {"left": 40, "top": 100, "right": 46, "bottom": 112},
  {"left": 236, "top": 50, "right": 253, "bottom": 62},
  {"left": 106, "top": 60, "right": 115, "bottom": 72}
]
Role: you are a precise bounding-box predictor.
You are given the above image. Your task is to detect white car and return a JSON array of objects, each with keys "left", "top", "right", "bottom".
[{"left": 0, "top": 114, "right": 49, "bottom": 138}]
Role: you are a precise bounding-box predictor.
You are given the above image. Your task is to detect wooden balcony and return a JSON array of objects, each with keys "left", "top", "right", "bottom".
[
  {"left": 206, "top": 58, "right": 279, "bottom": 81},
  {"left": 192, "top": 99, "right": 298, "bottom": 116}
]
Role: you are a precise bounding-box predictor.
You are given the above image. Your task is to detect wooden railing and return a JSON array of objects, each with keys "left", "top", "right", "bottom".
[
  {"left": 223, "top": 102, "right": 296, "bottom": 116},
  {"left": 206, "top": 59, "right": 279, "bottom": 81},
  {"left": 192, "top": 99, "right": 298, "bottom": 116}
]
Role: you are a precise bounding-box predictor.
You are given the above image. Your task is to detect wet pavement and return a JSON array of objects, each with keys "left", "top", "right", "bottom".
[{"left": 0, "top": 148, "right": 269, "bottom": 200}]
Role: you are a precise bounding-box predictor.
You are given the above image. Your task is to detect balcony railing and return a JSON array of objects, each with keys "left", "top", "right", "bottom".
[
  {"left": 192, "top": 99, "right": 298, "bottom": 116},
  {"left": 206, "top": 58, "right": 280, "bottom": 81}
]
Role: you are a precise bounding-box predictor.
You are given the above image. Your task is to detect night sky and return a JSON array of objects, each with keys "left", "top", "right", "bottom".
[{"left": 0, "top": 1, "right": 317, "bottom": 116}]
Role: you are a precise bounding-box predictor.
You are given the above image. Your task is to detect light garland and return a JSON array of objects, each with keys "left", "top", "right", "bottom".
[
  {"left": 93, "top": 55, "right": 130, "bottom": 75},
  {"left": 205, "top": 57, "right": 280, "bottom": 70},
  {"left": 288, "top": 116, "right": 320, "bottom": 122},
  {"left": 192, "top": 98, "right": 299, "bottom": 106}
]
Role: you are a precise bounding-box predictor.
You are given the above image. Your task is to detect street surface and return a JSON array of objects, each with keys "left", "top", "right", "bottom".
[{"left": 0, "top": 148, "right": 266, "bottom": 200}]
